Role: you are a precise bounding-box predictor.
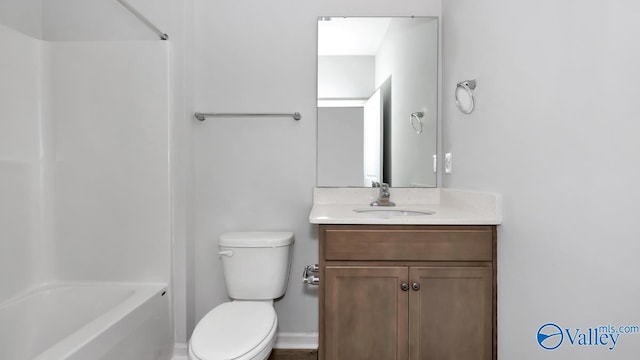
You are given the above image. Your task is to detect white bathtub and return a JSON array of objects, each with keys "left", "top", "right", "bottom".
[{"left": 0, "top": 283, "right": 172, "bottom": 360}]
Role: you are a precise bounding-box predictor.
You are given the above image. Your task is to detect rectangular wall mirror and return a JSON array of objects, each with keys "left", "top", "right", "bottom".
[{"left": 317, "top": 16, "right": 439, "bottom": 188}]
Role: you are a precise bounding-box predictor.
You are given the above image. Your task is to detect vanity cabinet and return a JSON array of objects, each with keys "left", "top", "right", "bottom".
[{"left": 318, "top": 225, "right": 497, "bottom": 360}]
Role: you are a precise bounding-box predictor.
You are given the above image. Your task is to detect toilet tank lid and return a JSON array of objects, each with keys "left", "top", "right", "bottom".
[{"left": 219, "top": 231, "right": 294, "bottom": 248}]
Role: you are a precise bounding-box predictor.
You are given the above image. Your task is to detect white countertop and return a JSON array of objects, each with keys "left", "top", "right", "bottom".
[{"left": 309, "top": 188, "right": 502, "bottom": 225}]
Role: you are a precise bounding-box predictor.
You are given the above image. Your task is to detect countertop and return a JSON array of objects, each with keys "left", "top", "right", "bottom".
[{"left": 309, "top": 188, "right": 502, "bottom": 225}]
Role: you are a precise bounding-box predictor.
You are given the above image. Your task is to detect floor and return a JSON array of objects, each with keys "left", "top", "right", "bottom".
[{"left": 268, "top": 349, "right": 318, "bottom": 360}]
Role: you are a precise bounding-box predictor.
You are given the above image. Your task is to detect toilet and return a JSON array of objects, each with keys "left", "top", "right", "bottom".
[{"left": 188, "top": 231, "right": 294, "bottom": 360}]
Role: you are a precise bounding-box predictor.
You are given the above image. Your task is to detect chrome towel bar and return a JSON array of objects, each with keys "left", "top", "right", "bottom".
[{"left": 194, "top": 112, "right": 302, "bottom": 121}]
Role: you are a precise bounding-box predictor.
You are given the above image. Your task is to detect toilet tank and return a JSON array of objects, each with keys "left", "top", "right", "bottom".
[{"left": 219, "top": 232, "right": 294, "bottom": 300}]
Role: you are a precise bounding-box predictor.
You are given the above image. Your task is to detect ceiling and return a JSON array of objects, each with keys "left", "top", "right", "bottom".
[{"left": 317, "top": 17, "right": 391, "bottom": 56}]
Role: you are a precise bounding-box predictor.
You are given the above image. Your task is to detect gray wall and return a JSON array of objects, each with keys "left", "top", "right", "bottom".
[
  {"left": 317, "top": 107, "right": 364, "bottom": 187},
  {"left": 192, "top": 0, "right": 441, "bottom": 339},
  {"left": 443, "top": 0, "right": 640, "bottom": 358}
]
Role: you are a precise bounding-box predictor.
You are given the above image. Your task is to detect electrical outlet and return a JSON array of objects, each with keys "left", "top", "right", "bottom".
[{"left": 444, "top": 153, "right": 452, "bottom": 174}]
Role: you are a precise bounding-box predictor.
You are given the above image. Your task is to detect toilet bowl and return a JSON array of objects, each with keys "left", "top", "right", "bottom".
[
  {"left": 188, "top": 301, "right": 277, "bottom": 360},
  {"left": 188, "top": 232, "right": 294, "bottom": 360}
]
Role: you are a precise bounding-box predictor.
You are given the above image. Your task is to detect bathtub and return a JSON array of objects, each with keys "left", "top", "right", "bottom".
[{"left": 0, "top": 282, "right": 172, "bottom": 360}]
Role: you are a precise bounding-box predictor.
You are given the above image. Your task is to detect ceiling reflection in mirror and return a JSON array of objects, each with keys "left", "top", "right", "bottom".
[{"left": 317, "top": 17, "right": 438, "bottom": 188}]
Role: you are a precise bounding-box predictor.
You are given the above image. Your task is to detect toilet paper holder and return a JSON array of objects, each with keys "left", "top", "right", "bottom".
[{"left": 302, "top": 264, "right": 320, "bottom": 285}]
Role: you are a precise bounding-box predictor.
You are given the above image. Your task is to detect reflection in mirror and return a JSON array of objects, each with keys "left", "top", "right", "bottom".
[{"left": 317, "top": 17, "right": 438, "bottom": 187}]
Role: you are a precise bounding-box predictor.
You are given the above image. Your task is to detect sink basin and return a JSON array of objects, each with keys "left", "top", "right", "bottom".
[{"left": 353, "top": 208, "right": 436, "bottom": 216}]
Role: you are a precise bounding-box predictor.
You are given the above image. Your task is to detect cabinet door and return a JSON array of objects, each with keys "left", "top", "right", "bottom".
[
  {"left": 409, "top": 267, "right": 493, "bottom": 360},
  {"left": 325, "top": 266, "right": 409, "bottom": 360}
]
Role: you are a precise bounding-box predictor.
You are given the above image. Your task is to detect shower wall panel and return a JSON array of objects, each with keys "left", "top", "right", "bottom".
[
  {"left": 0, "top": 24, "right": 42, "bottom": 303},
  {"left": 46, "top": 41, "right": 171, "bottom": 283}
]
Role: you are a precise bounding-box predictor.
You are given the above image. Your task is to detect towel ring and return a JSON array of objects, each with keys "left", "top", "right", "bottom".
[
  {"left": 410, "top": 112, "right": 424, "bottom": 134},
  {"left": 455, "top": 80, "right": 476, "bottom": 114}
]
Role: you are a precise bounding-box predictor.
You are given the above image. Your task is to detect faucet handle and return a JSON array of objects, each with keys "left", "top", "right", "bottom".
[{"left": 381, "top": 183, "right": 390, "bottom": 191}]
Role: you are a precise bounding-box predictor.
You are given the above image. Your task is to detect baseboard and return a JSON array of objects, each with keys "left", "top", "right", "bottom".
[
  {"left": 274, "top": 332, "right": 318, "bottom": 349},
  {"left": 172, "top": 342, "right": 188, "bottom": 360}
]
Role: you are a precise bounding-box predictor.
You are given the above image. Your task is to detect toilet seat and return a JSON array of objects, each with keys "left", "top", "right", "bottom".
[{"left": 189, "top": 301, "right": 277, "bottom": 360}]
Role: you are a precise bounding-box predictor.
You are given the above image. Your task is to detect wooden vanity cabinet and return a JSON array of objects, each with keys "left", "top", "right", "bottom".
[{"left": 318, "top": 224, "right": 497, "bottom": 360}]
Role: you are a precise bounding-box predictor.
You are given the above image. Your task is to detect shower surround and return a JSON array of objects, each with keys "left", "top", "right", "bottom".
[{"left": 0, "top": 14, "right": 172, "bottom": 360}]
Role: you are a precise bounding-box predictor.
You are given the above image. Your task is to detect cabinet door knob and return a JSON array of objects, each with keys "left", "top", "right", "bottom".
[
  {"left": 411, "top": 282, "right": 420, "bottom": 291},
  {"left": 401, "top": 282, "right": 409, "bottom": 291}
]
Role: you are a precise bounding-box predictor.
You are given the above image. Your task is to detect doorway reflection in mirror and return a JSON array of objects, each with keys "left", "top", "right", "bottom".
[{"left": 317, "top": 17, "right": 439, "bottom": 188}]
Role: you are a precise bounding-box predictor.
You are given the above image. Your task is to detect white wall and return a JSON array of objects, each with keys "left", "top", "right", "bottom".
[
  {"left": 0, "top": 0, "right": 42, "bottom": 39},
  {"left": 0, "top": 24, "right": 42, "bottom": 303},
  {"left": 2, "top": 0, "right": 195, "bottom": 347},
  {"left": 376, "top": 18, "right": 438, "bottom": 187},
  {"left": 45, "top": 41, "right": 171, "bottom": 283},
  {"left": 42, "top": 0, "right": 157, "bottom": 41},
  {"left": 192, "top": 0, "right": 441, "bottom": 340},
  {"left": 0, "top": 0, "right": 168, "bottom": 41},
  {"left": 317, "top": 56, "right": 374, "bottom": 99},
  {"left": 164, "top": 0, "right": 196, "bottom": 346},
  {"left": 443, "top": 0, "right": 640, "bottom": 358},
  {"left": 0, "top": 2, "right": 179, "bottom": 343}
]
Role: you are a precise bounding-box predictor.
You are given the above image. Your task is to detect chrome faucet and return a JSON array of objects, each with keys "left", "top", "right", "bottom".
[{"left": 370, "top": 183, "right": 396, "bottom": 207}]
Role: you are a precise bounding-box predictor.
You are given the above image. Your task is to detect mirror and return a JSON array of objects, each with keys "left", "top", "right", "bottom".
[{"left": 317, "top": 16, "right": 438, "bottom": 187}]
